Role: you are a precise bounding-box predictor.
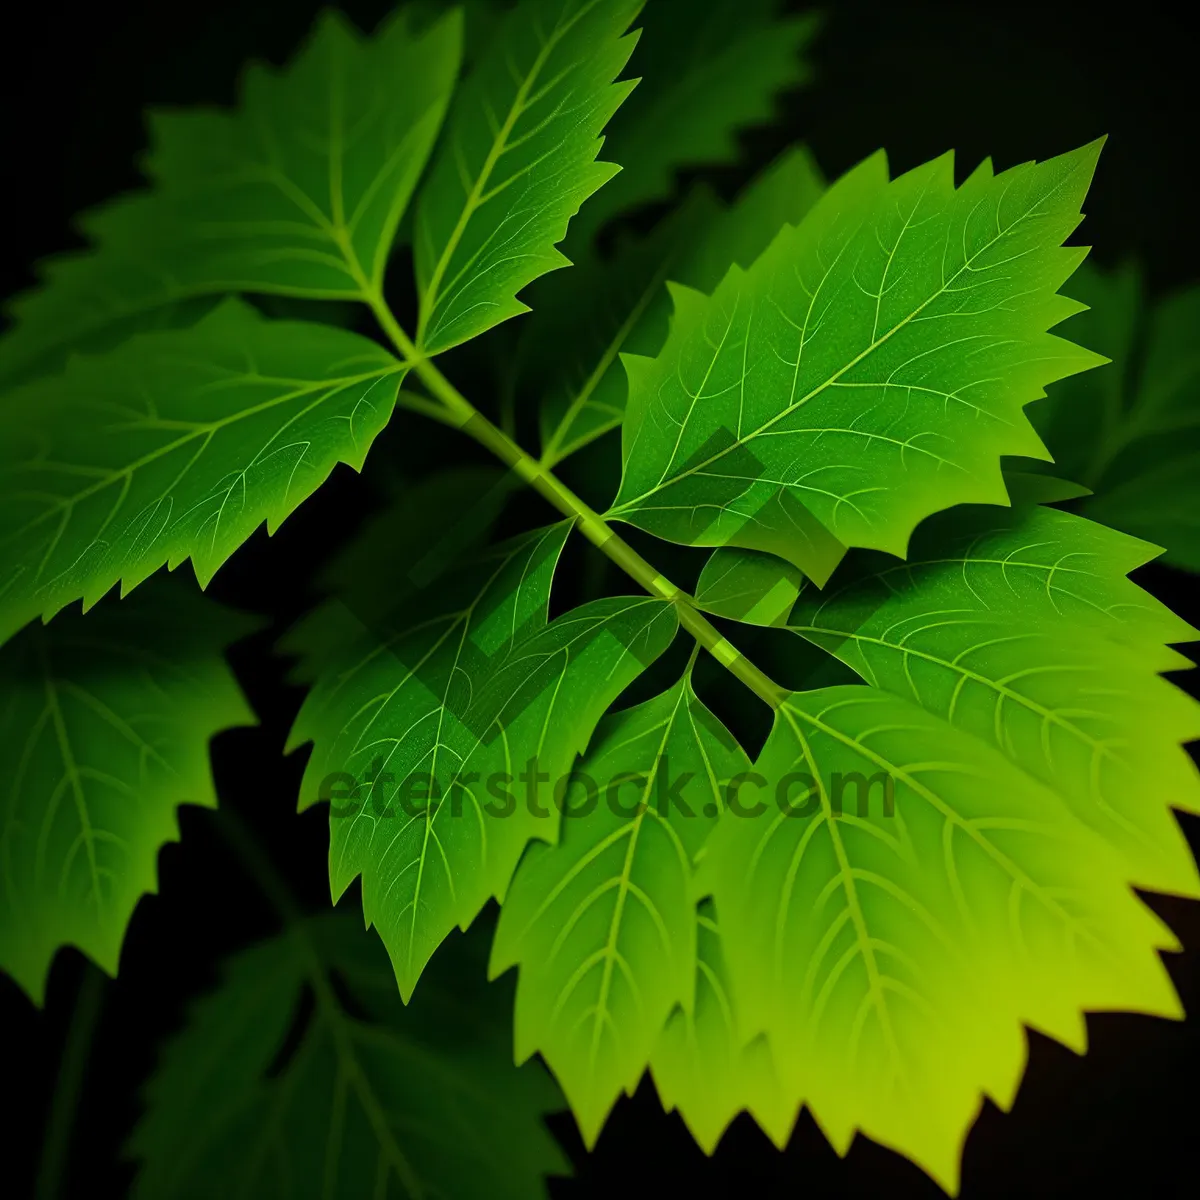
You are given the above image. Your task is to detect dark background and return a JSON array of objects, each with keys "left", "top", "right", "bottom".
[{"left": 2, "top": 0, "right": 1198, "bottom": 1196}]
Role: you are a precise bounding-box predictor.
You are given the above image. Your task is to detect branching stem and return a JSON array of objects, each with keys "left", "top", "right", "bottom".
[{"left": 364, "top": 291, "right": 788, "bottom": 711}]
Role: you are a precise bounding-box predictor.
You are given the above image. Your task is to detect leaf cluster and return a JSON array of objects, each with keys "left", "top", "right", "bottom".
[{"left": 1, "top": 1, "right": 1198, "bottom": 1196}]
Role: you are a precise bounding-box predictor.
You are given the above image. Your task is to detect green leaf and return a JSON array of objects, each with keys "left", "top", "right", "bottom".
[
  {"left": 698, "top": 684, "right": 1186, "bottom": 1193},
  {"left": 0, "top": 8, "right": 462, "bottom": 387},
  {"left": 490, "top": 672, "right": 745, "bottom": 1145},
  {"left": 1025, "top": 260, "right": 1138, "bottom": 486},
  {"left": 128, "top": 912, "right": 568, "bottom": 1199},
  {"left": 999, "top": 466, "right": 1093, "bottom": 506},
  {"left": 1032, "top": 261, "right": 1200, "bottom": 571},
  {"left": 1087, "top": 446, "right": 1200, "bottom": 571},
  {"left": 536, "top": 145, "right": 826, "bottom": 467},
  {"left": 789, "top": 502, "right": 1200, "bottom": 898},
  {"left": 288, "top": 523, "right": 678, "bottom": 999},
  {"left": 407, "top": 0, "right": 515, "bottom": 67},
  {"left": 650, "top": 899, "right": 796, "bottom": 1153},
  {"left": 0, "top": 299, "right": 405, "bottom": 647},
  {"left": 681, "top": 144, "right": 827, "bottom": 297},
  {"left": 279, "top": 465, "right": 510, "bottom": 685},
  {"left": 694, "top": 547, "right": 805, "bottom": 627},
  {"left": 532, "top": 190, "right": 721, "bottom": 466},
  {"left": 0, "top": 580, "right": 256, "bottom": 1004},
  {"left": 569, "top": 0, "right": 819, "bottom": 243},
  {"left": 611, "top": 142, "right": 1107, "bottom": 579},
  {"left": 413, "top": 0, "right": 644, "bottom": 354}
]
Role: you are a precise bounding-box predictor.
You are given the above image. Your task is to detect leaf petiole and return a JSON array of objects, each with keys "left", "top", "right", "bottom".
[{"left": 363, "top": 291, "right": 788, "bottom": 711}]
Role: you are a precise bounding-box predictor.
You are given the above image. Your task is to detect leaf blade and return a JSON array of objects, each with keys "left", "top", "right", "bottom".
[
  {"left": 0, "top": 300, "right": 405, "bottom": 646},
  {"left": 569, "top": 0, "right": 820, "bottom": 243},
  {"left": 700, "top": 683, "right": 1185, "bottom": 1192},
  {"left": 0, "top": 7, "right": 462, "bottom": 387},
  {"left": 0, "top": 580, "right": 256, "bottom": 1004},
  {"left": 695, "top": 547, "right": 805, "bottom": 627},
  {"left": 1032, "top": 261, "right": 1200, "bottom": 571},
  {"left": 533, "top": 144, "right": 827, "bottom": 467},
  {"left": 650, "top": 899, "right": 797, "bottom": 1153},
  {"left": 128, "top": 913, "right": 569, "bottom": 1199},
  {"left": 490, "top": 674, "right": 746, "bottom": 1145},
  {"left": 288, "top": 521, "right": 679, "bottom": 999},
  {"left": 413, "top": 0, "right": 645, "bottom": 354},
  {"left": 613, "top": 142, "right": 1107, "bottom": 573},
  {"left": 789, "top": 502, "right": 1200, "bottom": 896}
]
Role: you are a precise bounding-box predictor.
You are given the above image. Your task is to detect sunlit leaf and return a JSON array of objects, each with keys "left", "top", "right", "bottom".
[{"left": 613, "top": 142, "right": 1106, "bottom": 579}]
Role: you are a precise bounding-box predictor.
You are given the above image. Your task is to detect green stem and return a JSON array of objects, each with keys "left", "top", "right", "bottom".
[
  {"left": 540, "top": 247, "right": 678, "bottom": 470},
  {"left": 395, "top": 389, "right": 461, "bottom": 430},
  {"left": 36, "top": 963, "right": 105, "bottom": 1200},
  {"left": 364, "top": 292, "right": 788, "bottom": 710}
]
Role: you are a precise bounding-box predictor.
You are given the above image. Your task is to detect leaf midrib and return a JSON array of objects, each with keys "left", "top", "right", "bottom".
[
  {"left": 778, "top": 705, "right": 906, "bottom": 1084},
  {"left": 2, "top": 365, "right": 400, "bottom": 563},
  {"left": 611, "top": 159, "right": 1084, "bottom": 517},
  {"left": 417, "top": 0, "right": 603, "bottom": 349},
  {"left": 35, "top": 639, "right": 103, "bottom": 918},
  {"left": 789, "top": 619, "right": 1160, "bottom": 854},
  {"left": 786, "top": 696, "right": 1120, "bottom": 962}
]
